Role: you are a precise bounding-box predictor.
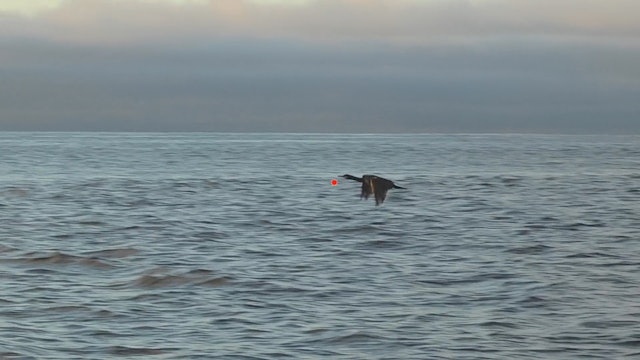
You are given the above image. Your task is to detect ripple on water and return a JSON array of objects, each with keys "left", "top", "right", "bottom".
[
  {"left": 13, "top": 251, "right": 113, "bottom": 269},
  {"left": 83, "top": 247, "right": 140, "bottom": 259},
  {"left": 108, "top": 346, "right": 175, "bottom": 356},
  {"left": 128, "top": 268, "right": 229, "bottom": 289},
  {"left": 505, "top": 244, "right": 553, "bottom": 255},
  {"left": 0, "top": 352, "right": 23, "bottom": 359}
]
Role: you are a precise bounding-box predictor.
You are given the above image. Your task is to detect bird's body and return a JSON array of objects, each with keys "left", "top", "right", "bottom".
[{"left": 341, "top": 174, "right": 405, "bottom": 205}]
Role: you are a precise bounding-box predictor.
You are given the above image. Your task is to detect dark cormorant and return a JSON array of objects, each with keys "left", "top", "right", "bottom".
[{"left": 341, "top": 174, "right": 405, "bottom": 206}]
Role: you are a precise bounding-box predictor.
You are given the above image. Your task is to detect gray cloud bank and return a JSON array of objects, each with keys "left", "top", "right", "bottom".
[{"left": 1, "top": 0, "right": 639, "bottom": 133}]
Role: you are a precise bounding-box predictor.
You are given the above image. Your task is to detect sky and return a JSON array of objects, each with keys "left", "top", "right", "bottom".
[{"left": 1, "top": 0, "right": 639, "bottom": 133}]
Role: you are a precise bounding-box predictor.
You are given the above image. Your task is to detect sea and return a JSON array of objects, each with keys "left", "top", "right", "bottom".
[{"left": 0, "top": 132, "right": 638, "bottom": 359}]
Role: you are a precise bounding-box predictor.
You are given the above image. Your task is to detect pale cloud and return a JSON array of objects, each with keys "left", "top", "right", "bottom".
[
  {"left": 248, "top": 0, "right": 310, "bottom": 5},
  {"left": 1, "top": 0, "right": 639, "bottom": 45},
  {"left": 0, "top": 0, "right": 66, "bottom": 17}
]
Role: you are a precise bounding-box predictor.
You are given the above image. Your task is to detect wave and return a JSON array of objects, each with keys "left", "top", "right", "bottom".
[
  {"left": 108, "top": 346, "right": 174, "bottom": 356},
  {"left": 128, "top": 268, "right": 229, "bottom": 289},
  {"left": 11, "top": 251, "right": 113, "bottom": 269},
  {"left": 83, "top": 248, "right": 139, "bottom": 259},
  {"left": 2, "top": 248, "right": 140, "bottom": 270}
]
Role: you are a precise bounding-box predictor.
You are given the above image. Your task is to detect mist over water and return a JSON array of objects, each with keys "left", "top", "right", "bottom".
[{"left": 1, "top": 133, "right": 639, "bottom": 359}]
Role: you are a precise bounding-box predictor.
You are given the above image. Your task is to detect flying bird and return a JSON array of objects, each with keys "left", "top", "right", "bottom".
[{"left": 341, "top": 174, "right": 405, "bottom": 206}]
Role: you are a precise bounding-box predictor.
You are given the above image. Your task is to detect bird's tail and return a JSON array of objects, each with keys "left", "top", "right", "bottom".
[{"left": 393, "top": 184, "right": 406, "bottom": 189}]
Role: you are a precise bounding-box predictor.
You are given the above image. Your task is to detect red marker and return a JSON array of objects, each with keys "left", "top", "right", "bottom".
[{"left": 331, "top": 179, "right": 338, "bottom": 186}]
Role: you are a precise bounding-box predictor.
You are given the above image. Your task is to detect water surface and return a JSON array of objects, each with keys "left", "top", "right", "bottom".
[{"left": 1, "top": 133, "right": 639, "bottom": 359}]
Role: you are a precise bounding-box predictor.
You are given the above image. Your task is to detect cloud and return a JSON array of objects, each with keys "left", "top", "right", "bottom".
[
  {"left": 1, "top": 0, "right": 639, "bottom": 45},
  {"left": 1, "top": 0, "right": 639, "bottom": 133},
  {"left": 1, "top": 38, "right": 639, "bottom": 133},
  {"left": 0, "top": 0, "right": 66, "bottom": 17}
]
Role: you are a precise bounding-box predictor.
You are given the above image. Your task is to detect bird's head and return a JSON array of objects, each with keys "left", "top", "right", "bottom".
[{"left": 341, "top": 174, "right": 362, "bottom": 182}]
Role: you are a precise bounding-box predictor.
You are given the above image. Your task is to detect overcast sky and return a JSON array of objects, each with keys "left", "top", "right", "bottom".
[{"left": 1, "top": 0, "right": 639, "bottom": 133}]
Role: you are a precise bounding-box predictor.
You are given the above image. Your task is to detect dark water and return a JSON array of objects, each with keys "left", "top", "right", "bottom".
[{"left": 1, "top": 132, "right": 639, "bottom": 359}]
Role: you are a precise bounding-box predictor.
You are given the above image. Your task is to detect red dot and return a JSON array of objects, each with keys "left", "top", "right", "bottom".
[{"left": 331, "top": 179, "right": 338, "bottom": 186}]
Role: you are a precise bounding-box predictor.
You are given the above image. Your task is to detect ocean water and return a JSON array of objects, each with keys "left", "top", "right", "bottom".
[{"left": 0, "top": 132, "right": 638, "bottom": 359}]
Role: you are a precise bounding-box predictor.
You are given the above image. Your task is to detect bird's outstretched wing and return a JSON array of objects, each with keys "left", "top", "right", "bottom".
[
  {"left": 361, "top": 176, "right": 374, "bottom": 200},
  {"left": 343, "top": 173, "right": 404, "bottom": 206},
  {"left": 372, "top": 176, "right": 395, "bottom": 205}
]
